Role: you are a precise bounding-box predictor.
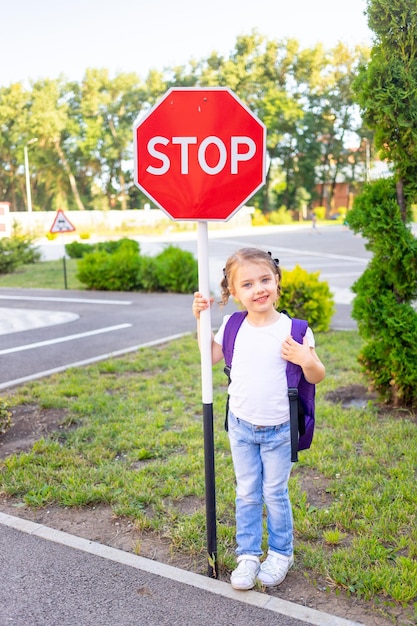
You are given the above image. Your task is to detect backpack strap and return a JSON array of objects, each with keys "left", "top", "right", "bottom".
[
  {"left": 223, "top": 311, "right": 248, "bottom": 369},
  {"left": 286, "top": 317, "right": 308, "bottom": 463},
  {"left": 222, "top": 311, "right": 247, "bottom": 430}
]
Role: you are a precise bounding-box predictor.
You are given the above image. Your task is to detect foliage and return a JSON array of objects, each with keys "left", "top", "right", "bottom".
[
  {"left": 152, "top": 246, "right": 199, "bottom": 293},
  {"left": 0, "top": 34, "right": 369, "bottom": 214},
  {"left": 0, "top": 398, "right": 11, "bottom": 434},
  {"left": 65, "top": 238, "right": 140, "bottom": 259},
  {"left": 65, "top": 241, "right": 96, "bottom": 259},
  {"left": 251, "top": 209, "right": 269, "bottom": 226},
  {"left": 349, "top": 0, "right": 417, "bottom": 407},
  {"left": 1, "top": 331, "right": 417, "bottom": 621},
  {"left": 347, "top": 178, "right": 417, "bottom": 406},
  {"left": 75, "top": 243, "right": 198, "bottom": 294},
  {"left": 0, "top": 231, "right": 40, "bottom": 274},
  {"left": 313, "top": 206, "right": 326, "bottom": 220},
  {"left": 278, "top": 265, "right": 335, "bottom": 332},
  {"left": 76, "top": 249, "right": 142, "bottom": 291},
  {"left": 353, "top": 0, "right": 417, "bottom": 215},
  {"left": 267, "top": 206, "right": 293, "bottom": 225}
]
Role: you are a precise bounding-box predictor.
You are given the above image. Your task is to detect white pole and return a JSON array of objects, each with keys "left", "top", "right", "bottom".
[
  {"left": 24, "top": 138, "right": 38, "bottom": 213},
  {"left": 24, "top": 145, "right": 33, "bottom": 213},
  {"left": 197, "top": 220, "right": 217, "bottom": 577},
  {"left": 197, "top": 221, "right": 213, "bottom": 402}
]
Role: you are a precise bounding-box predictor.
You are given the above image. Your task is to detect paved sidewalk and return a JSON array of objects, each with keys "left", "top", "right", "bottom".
[{"left": 0, "top": 512, "right": 365, "bottom": 626}]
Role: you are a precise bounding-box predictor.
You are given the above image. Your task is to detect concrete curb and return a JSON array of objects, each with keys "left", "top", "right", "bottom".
[{"left": 0, "top": 511, "right": 365, "bottom": 626}]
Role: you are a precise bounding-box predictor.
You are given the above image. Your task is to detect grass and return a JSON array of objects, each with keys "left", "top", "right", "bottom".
[
  {"left": 1, "top": 329, "right": 417, "bottom": 622},
  {"left": 1, "top": 259, "right": 417, "bottom": 622},
  {"left": 0, "top": 259, "right": 83, "bottom": 290}
]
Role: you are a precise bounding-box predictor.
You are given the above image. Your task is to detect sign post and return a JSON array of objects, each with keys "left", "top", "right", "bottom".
[
  {"left": 49, "top": 210, "right": 76, "bottom": 289},
  {"left": 134, "top": 87, "right": 266, "bottom": 578}
]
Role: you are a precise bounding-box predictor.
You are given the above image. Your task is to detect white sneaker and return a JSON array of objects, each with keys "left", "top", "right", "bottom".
[
  {"left": 230, "top": 555, "right": 260, "bottom": 590},
  {"left": 257, "top": 550, "right": 294, "bottom": 587}
]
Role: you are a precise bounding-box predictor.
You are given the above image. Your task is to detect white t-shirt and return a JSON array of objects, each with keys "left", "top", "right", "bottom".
[{"left": 214, "top": 313, "right": 315, "bottom": 426}]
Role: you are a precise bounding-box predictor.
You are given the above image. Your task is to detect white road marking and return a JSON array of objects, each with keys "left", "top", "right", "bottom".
[
  {"left": 0, "top": 308, "right": 79, "bottom": 336},
  {"left": 218, "top": 240, "right": 370, "bottom": 263},
  {"left": 0, "top": 295, "right": 132, "bottom": 305},
  {"left": 0, "top": 324, "right": 132, "bottom": 355},
  {"left": 0, "top": 333, "right": 187, "bottom": 390}
]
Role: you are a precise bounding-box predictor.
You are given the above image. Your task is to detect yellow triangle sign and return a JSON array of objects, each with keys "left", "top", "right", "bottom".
[{"left": 49, "top": 210, "right": 76, "bottom": 233}]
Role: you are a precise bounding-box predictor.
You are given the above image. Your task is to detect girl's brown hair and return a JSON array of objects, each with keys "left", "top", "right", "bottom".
[{"left": 220, "top": 248, "right": 282, "bottom": 306}]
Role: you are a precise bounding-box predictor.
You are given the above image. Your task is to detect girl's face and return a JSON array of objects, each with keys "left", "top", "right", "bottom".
[{"left": 229, "top": 261, "right": 278, "bottom": 313}]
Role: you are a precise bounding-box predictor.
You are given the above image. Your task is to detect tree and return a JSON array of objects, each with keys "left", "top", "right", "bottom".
[
  {"left": 76, "top": 69, "right": 148, "bottom": 210},
  {"left": 354, "top": 0, "right": 417, "bottom": 218},
  {"left": 348, "top": 0, "right": 417, "bottom": 407},
  {"left": 0, "top": 83, "right": 30, "bottom": 211}
]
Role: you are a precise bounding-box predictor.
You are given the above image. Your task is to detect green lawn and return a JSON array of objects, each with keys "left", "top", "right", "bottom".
[
  {"left": 0, "top": 328, "right": 416, "bottom": 623},
  {"left": 0, "top": 259, "right": 83, "bottom": 290}
]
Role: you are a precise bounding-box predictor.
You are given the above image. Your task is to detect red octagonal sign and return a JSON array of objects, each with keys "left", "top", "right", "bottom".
[{"left": 133, "top": 87, "right": 266, "bottom": 221}]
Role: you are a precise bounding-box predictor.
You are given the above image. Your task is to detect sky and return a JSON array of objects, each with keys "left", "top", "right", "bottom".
[{"left": 2, "top": 0, "right": 372, "bottom": 87}]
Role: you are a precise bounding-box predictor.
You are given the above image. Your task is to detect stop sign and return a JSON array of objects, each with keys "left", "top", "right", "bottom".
[{"left": 133, "top": 87, "right": 266, "bottom": 221}]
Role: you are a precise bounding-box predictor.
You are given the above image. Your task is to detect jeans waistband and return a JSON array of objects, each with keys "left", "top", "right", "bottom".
[{"left": 229, "top": 411, "right": 289, "bottom": 431}]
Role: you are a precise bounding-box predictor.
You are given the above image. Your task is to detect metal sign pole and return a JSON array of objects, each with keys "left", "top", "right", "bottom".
[{"left": 197, "top": 221, "right": 217, "bottom": 578}]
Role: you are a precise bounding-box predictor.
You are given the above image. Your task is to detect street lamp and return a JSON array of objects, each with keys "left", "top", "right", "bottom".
[{"left": 24, "top": 138, "right": 38, "bottom": 212}]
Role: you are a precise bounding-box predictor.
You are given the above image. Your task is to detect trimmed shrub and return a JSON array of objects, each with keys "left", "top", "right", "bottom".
[
  {"left": 153, "top": 246, "right": 198, "bottom": 293},
  {"left": 66, "top": 238, "right": 140, "bottom": 259},
  {"left": 278, "top": 264, "right": 335, "bottom": 332},
  {"left": 75, "top": 242, "right": 197, "bottom": 294},
  {"left": 348, "top": 178, "right": 417, "bottom": 407},
  {"left": 76, "top": 248, "right": 142, "bottom": 291},
  {"left": 65, "top": 241, "right": 95, "bottom": 259},
  {"left": 96, "top": 238, "right": 140, "bottom": 255},
  {"left": 136, "top": 255, "right": 159, "bottom": 292}
]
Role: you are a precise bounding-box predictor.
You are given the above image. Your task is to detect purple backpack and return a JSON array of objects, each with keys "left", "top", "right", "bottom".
[{"left": 222, "top": 311, "right": 315, "bottom": 462}]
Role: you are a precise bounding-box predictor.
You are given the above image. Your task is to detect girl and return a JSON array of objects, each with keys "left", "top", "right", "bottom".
[{"left": 192, "top": 248, "right": 325, "bottom": 591}]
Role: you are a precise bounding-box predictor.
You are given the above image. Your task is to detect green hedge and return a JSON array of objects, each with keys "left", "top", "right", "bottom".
[
  {"left": 75, "top": 241, "right": 198, "bottom": 294},
  {"left": 278, "top": 264, "right": 335, "bottom": 332}
]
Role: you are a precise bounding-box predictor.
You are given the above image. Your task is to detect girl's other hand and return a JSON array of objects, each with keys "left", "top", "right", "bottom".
[
  {"left": 192, "top": 292, "right": 212, "bottom": 319},
  {"left": 281, "top": 335, "right": 310, "bottom": 366}
]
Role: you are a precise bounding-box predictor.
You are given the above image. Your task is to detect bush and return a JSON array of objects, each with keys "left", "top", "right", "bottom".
[
  {"left": 0, "top": 233, "right": 40, "bottom": 274},
  {"left": 96, "top": 238, "right": 140, "bottom": 255},
  {"left": 153, "top": 245, "right": 198, "bottom": 293},
  {"left": 348, "top": 178, "right": 417, "bottom": 407},
  {"left": 267, "top": 206, "right": 293, "bottom": 225},
  {"left": 278, "top": 264, "right": 335, "bottom": 332},
  {"left": 313, "top": 206, "right": 326, "bottom": 220},
  {"left": 66, "top": 238, "right": 140, "bottom": 259},
  {"left": 76, "top": 248, "right": 142, "bottom": 291},
  {"left": 136, "top": 255, "right": 159, "bottom": 292},
  {"left": 75, "top": 242, "right": 198, "bottom": 294},
  {"left": 65, "top": 241, "right": 96, "bottom": 259},
  {"left": 251, "top": 209, "right": 269, "bottom": 226}
]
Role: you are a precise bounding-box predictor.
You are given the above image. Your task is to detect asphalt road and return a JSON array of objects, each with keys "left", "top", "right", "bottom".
[{"left": 0, "top": 225, "right": 368, "bottom": 389}]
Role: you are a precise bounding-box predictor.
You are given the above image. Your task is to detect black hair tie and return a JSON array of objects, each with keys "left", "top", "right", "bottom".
[{"left": 267, "top": 251, "right": 280, "bottom": 268}]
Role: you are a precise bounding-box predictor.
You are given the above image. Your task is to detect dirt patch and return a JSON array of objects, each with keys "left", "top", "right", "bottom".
[
  {"left": 0, "top": 395, "right": 412, "bottom": 626},
  {"left": 325, "top": 383, "right": 378, "bottom": 408}
]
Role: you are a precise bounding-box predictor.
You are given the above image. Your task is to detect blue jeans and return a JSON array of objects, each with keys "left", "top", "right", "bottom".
[{"left": 227, "top": 411, "right": 293, "bottom": 558}]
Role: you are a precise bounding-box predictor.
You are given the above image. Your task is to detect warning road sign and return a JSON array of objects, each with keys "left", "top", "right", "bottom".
[{"left": 49, "top": 210, "right": 76, "bottom": 234}]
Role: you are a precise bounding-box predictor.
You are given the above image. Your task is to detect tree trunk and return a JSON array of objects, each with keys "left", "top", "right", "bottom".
[
  {"left": 119, "top": 172, "right": 127, "bottom": 210},
  {"left": 54, "top": 139, "right": 85, "bottom": 211},
  {"left": 396, "top": 178, "right": 407, "bottom": 223},
  {"left": 262, "top": 164, "right": 271, "bottom": 213}
]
